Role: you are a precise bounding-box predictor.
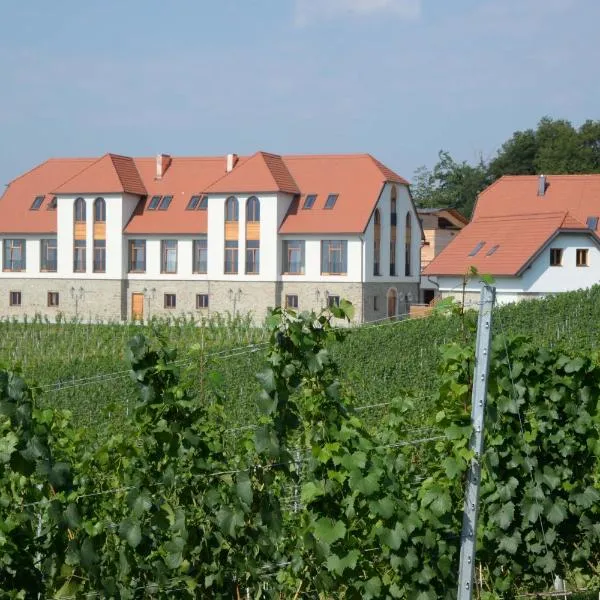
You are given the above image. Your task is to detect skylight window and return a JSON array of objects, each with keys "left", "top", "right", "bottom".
[
  {"left": 47, "top": 196, "right": 57, "bottom": 211},
  {"left": 586, "top": 216, "right": 598, "bottom": 230},
  {"left": 30, "top": 195, "right": 44, "bottom": 210},
  {"left": 486, "top": 244, "right": 500, "bottom": 256},
  {"left": 324, "top": 194, "right": 338, "bottom": 209},
  {"left": 148, "top": 195, "right": 161, "bottom": 210},
  {"left": 158, "top": 195, "right": 173, "bottom": 210},
  {"left": 199, "top": 195, "right": 208, "bottom": 210},
  {"left": 186, "top": 195, "right": 201, "bottom": 210},
  {"left": 468, "top": 241, "right": 485, "bottom": 256},
  {"left": 303, "top": 194, "right": 317, "bottom": 209}
]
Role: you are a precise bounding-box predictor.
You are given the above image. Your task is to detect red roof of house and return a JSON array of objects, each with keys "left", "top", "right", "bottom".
[
  {"left": 425, "top": 174, "right": 600, "bottom": 277},
  {"left": 0, "top": 152, "right": 408, "bottom": 235},
  {"left": 53, "top": 153, "right": 146, "bottom": 196}
]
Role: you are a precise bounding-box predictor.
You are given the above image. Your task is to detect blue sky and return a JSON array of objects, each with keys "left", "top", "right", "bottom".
[{"left": 1, "top": 0, "right": 598, "bottom": 187}]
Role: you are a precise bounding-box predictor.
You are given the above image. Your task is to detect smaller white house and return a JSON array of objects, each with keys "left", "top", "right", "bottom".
[{"left": 424, "top": 174, "right": 600, "bottom": 305}]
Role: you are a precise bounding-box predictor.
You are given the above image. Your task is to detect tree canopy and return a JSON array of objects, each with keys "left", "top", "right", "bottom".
[{"left": 412, "top": 117, "right": 600, "bottom": 218}]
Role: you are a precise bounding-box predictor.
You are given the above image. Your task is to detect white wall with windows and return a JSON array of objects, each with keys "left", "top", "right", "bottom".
[
  {"left": 437, "top": 233, "right": 600, "bottom": 305},
  {"left": 0, "top": 236, "right": 58, "bottom": 278}
]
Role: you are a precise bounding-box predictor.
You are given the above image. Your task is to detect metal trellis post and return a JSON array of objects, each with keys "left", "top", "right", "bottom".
[{"left": 457, "top": 284, "right": 496, "bottom": 600}]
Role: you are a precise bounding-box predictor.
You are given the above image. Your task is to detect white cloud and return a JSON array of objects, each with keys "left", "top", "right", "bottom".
[{"left": 294, "top": 0, "right": 421, "bottom": 26}]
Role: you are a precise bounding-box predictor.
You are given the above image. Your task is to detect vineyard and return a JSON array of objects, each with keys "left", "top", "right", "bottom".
[{"left": 2, "top": 291, "right": 600, "bottom": 597}]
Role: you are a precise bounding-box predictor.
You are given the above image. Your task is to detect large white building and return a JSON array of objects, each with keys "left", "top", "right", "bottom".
[
  {"left": 424, "top": 174, "right": 600, "bottom": 305},
  {"left": 0, "top": 151, "right": 422, "bottom": 322}
]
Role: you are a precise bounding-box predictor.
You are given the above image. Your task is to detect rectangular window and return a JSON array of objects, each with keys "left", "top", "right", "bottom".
[
  {"left": 9, "top": 291, "right": 21, "bottom": 307},
  {"left": 550, "top": 248, "right": 563, "bottom": 266},
  {"left": 390, "top": 241, "right": 396, "bottom": 276},
  {"left": 161, "top": 240, "right": 178, "bottom": 274},
  {"left": 224, "top": 240, "right": 238, "bottom": 274},
  {"left": 576, "top": 248, "right": 589, "bottom": 267},
  {"left": 193, "top": 238, "right": 208, "bottom": 274},
  {"left": 285, "top": 294, "right": 299, "bottom": 309},
  {"left": 40, "top": 239, "right": 57, "bottom": 272},
  {"left": 302, "top": 194, "right": 317, "bottom": 209},
  {"left": 587, "top": 216, "right": 598, "bottom": 230},
  {"left": 93, "top": 240, "right": 106, "bottom": 273},
  {"left": 196, "top": 293, "right": 209, "bottom": 309},
  {"left": 374, "top": 240, "right": 380, "bottom": 276},
  {"left": 148, "top": 195, "right": 161, "bottom": 210},
  {"left": 246, "top": 240, "right": 260, "bottom": 274},
  {"left": 321, "top": 240, "right": 348, "bottom": 275},
  {"left": 282, "top": 240, "right": 305, "bottom": 274},
  {"left": 469, "top": 241, "right": 485, "bottom": 257},
  {"left": 324, "top": 194, "right": 338, "bottom": 209},
  {"left": 3, "top": 239, "right": 26, "bottom": 272},
  {"left": 186, "top": 195, "right": 201, "bottom": 210},
  {"left": 73, "top": 240, "right": 86, "bottom": 272},
  {"left": 31, "top": 195, "right": 44, "bottom": 210},
  {"left": 158, "top": 195, "right": 173, "bottom": 210},
  {"left": 164, "top": 293, "right": 176, "bottom": 309},
  {"left": 47, "top": 292, "right": 59, "bottom": 307},
  {"left": 373, "top": 295, "right": 379, "bottom": 311},
  {"left": 128, "top": 240, "right": 146, "bottom": 273},
  {"left": 327, "top": 295, "right": 340, "bottom": 308},
  {"left": 47, "top": 196, "right": 57, "bottom": 211}
]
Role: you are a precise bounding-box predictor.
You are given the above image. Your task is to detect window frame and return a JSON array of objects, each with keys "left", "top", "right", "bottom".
[
  {"left": 285, "top": 294, "right": 299, "bottom": 309},
  {"left": 160, "top": 240, "right": 178, "bottom": 274},
  {"left": 245, "top": 240, "right": 260, "bottom": 275},
  {"left": 302, "top": 194, "right": 317, "bottom": 210},
  {"left": 40, "top": 239, "right": 57, "bottom": 272},
  {"left": 327, "top": 295, "right": 340, "bottom": 308},
  {"left": 93, "top": 197, "right": 106, "bottom": 222},
  {"left": 164, "top": 293, "right": 177, "bottom": 309},
  {"left": 9, "top": 291, "right": 21, "bottom": 307},
  {"left": 196, "top": 293, "right": 209, "bottom": 309},
  {"left": 324, "top": 194, "right": 338, "bottom": 209},
  {"left": 93, "top": 239, "right": 106, "bottom": 273},
  {"left": 224, "top": 240, "right": 239, "bottom": 274},
  {"left": 74, "top": 197, "right": 86, "bottom": 222},
  {"left": 128, "top": 239, "right": 146, "bottom": 273},
  {"left": 30, "top": 195, "right": 44, "bottom": 210},
  {"left": 47, "top": 291, "right": 59, "bottom": 307},
  {"left": 158, "top": 195, "right": 173, "bottom": 211},
  {"left": 73, "top": 240, "right": 86, "bottom": 273},
  {"left": 3, "top": 239, "right": 26, "bottom": 272},
  {"left": 246, "top": 196, "right": 260, "bottom": 222},
  {"left": 47, "top": 196, "right": 57, "bottom": 211},
  {"left": 186, "top": 195, "right": 201, "bottom": 210},
  {"left": 321, "top": 240, "right": 348, "bottom": 275},
  {"left": 373, "top": 295, "right": 379, "bottom": 312},
  {"left": 225, "top": 196, "right": 239, "bottom": 222},
  {"left": 576, "top": 248, "right": 589, "bottom": 267},
  {"left": 192, "top": 238, "right": 208, "bottom": 274},
  {"left": 282, "top": 240, "right": 305, "bottom": 275},
  {"left": 549, "top": 247, "right": 563, "bottom": 267},
  {"left": 147, "top": 195, "right": 161, "bottom": 210}
]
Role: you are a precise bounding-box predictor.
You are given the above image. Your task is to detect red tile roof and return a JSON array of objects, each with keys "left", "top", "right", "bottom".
[
  {"left": 425, "top": 174, "right": 600, "bottom": 277},
  {"left": 53, "top": 153, "right": 146, "bottom": 196},
  {"left": 0, "top": 152, "right": 408, "bottom": 235},
  {"left": 205, "top": 152, "right": 300, "bottom": 195}
]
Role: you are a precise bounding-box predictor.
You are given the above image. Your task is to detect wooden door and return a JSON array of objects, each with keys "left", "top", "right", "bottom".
[
  {"left": 387, "top": 289, "right": 397, "bottom": 319},
  {"left": 132, "top": 293, "right": 144, "bottom": 321}
]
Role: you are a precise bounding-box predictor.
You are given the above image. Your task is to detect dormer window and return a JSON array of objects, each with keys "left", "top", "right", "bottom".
[
  {"left": 324, "top": 194, "right": 338, "bottom": 209},
  {"left": 30, "top": 195, "right": 44, "bottom": 210},
  {"left": 158, "top": 195, "right": 172, "bottom": 210},
  {"left": 148, "top": 195, "right": 161, "bottom": 210},
  {"left": 302, "top": 194, "right": 317, "bottom": 209}
]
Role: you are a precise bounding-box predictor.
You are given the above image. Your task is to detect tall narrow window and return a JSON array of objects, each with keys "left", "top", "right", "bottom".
[
  {"left": 404, "top": 212, "right": 412, "bottom": 277},
  {"left": 246, "top": 196, "right": 260, "bottom": 275},
  {"left": 73, "top": 240, "right": 86, "bottom": 272},
  {"left": 161, "top": 240, "right": 178, "bottom": 274},
  {"left": 282, "top": 240, "right": 305, "bottom": 274},
  {"left": 40, "top": 239, "right": 57, "bottom": 272},
  {"left": 93, "top": 240, "right": 106, "bottom": 273},
  {"left": 224, "top": 241, "right": 238, "bottom": 274},
  {"left": 94, "top": 197, "right": 106, "bottom": 222},
  {"left": 3, "top": 239, "right": 26, "bottom": 272},
  {"left": 246, "top": 240, "right": 260, "bottom": 274},
  {"left": 225, "top": 196, "right": 239, "bottom": 222},
  {"left": 128, "top": 240, "right": 146, "bottom": 273},
  {"left": 74, "top": 197, "right": 86, "bottom": 273},
  {"left": 390, "top": 188, "right": 397, "bottom": 276},
  {"left": 193, "top": 238, "right": 208, "bottom": 274},
  {"left": 576, "top": 248, "right": 589, "bottom": 267},
  {"left": 373, "top": 209, "right": 381, "bottom": 276},
  {"left": 321, "top": 241, "right": 348, "bottom": 275}
]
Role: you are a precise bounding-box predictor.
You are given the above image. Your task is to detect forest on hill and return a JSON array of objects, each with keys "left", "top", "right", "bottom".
[{"left": 412, "top": 117, "right": 600, "bottom": 218}]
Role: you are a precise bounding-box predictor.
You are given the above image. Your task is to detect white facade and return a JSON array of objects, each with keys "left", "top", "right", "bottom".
[{"left": 437, "top": 232, "right": 600, "bottom": 305}]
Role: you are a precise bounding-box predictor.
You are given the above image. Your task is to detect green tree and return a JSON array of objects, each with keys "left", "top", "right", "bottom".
[{"left": 488, "top": 129, "right": 537, "bottom": 179}]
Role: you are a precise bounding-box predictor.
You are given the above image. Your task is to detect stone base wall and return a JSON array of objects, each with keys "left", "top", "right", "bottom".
[
  {"left": 0, "top": 278, "right": 124, "bottom": 322},
  {"left": 362, "top": 282, "right": 420, "bottom": 323}
]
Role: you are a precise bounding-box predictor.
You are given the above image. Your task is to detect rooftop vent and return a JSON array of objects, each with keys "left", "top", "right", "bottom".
[
  {"left": 226, "top": 153, "right": 239, "bottom": 173},
  {"left": 156, "top": 154, "right": 172, "bottom": 180},
  {"left": 537, "top": 174, "right": 547, "bottom": 196}
]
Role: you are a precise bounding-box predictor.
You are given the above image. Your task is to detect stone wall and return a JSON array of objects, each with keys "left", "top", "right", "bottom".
[
  {"left": 362, "top": 281, "right": 420, "bottom": 323},
  {"left": 0, "top": 278, "right": 124, "bottom": 321}
]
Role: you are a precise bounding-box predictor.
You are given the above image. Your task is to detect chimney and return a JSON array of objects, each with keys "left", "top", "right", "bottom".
[
  {"left": 156, "top": 154, "right": 172, "bottom": 180},
  {"left": 226, "top": 153, "right": 239, "bottom": 173},
  {"left": 537, "top": 174, "right": 547, "bottom": 196}
]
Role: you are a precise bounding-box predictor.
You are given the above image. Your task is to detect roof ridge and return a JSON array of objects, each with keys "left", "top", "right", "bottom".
[
  {"left": 0, "top": 159, "right": 51, "bottom": 203},
  {"left": 475, "top": 211, "right": 568, "bottom": 222}
]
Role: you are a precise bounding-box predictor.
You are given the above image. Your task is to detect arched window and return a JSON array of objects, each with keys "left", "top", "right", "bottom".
[
  {"left": 74, "top": 197, "right": 86, "bottom": 222},
  {"left": 405, "top": 212, "right": 412, "bottom": 277},
  {"left": 373, "top": 209, "right": 381, "bottom": 276},
  {"left": 94, "top": 197, "right": 105, "bottom": 223},
  {"left": 390, "top": 186, "right": 397, "bottom": 276},
  {"left": 387, "top": 288, "right": 397, "bottom": 319},
  {"left": 225, "top": 196, "right": 239, "bottom": 222},
  {"left": 246, "top": 196, "right": 260, "bottom": 222}
]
